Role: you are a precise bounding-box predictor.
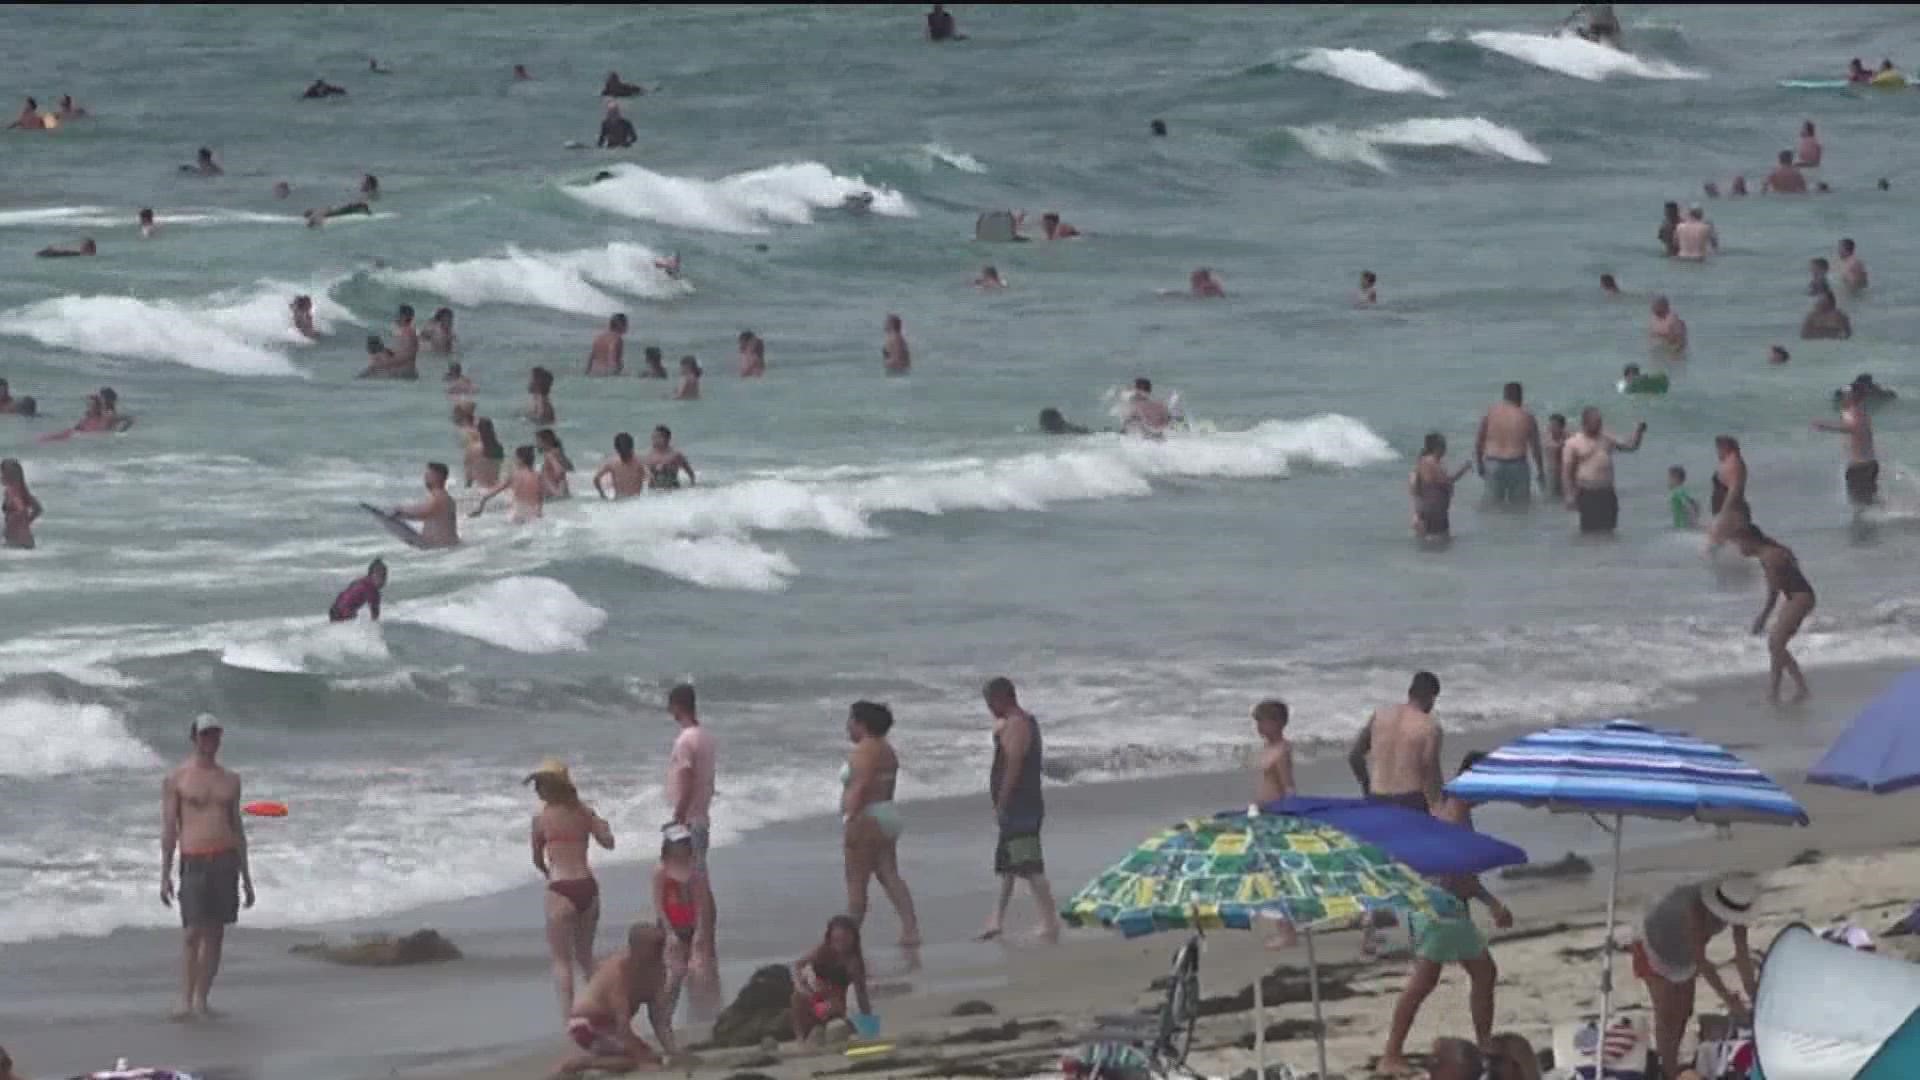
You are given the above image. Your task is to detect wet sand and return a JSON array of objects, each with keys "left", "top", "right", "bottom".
[{"left": 8, "top": 659, "right": 1916, "bottom": 1080}]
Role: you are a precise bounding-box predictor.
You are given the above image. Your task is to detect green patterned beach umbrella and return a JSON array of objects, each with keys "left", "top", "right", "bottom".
[{"left": 1061, "top": 809, "right": 1462, "bottom": 937}]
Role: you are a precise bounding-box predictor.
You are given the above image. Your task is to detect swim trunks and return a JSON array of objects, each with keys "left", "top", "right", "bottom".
[
  {"left": 1846, "top": 460, "right": 1880, "bottom": 506},
  {"left": 1485, "top": 457, "right": 1531, "bottom": 504},
  {"left": 994, "top": 829, "right": 1045, "bottom": 877},
  {"left": 178, "top": 849, "right": 242, "bottom": 928},
  {"left": 1417, "top": 508, "right": 1451, "bottom": 537},
  {"left": 1368, "top": 791, "right": 1430, "bottom": 814},
  {"left": 1576, "top": 487, "right": 1619, "bottom": 534},
  {"left": 1413, "top": 913, "right": 1488, "bottom": 965}
]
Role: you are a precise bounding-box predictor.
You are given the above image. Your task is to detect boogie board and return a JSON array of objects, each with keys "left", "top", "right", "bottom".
[
  {"left": 1778, "top": 79, "right": 1854, "bottom": 91},
  {"left": 360, "top": 503, "right": 430, "bottom": 549}
]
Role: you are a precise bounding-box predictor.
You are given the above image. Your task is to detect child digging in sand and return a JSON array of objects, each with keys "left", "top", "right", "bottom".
[
  {"left": 790, "top": 915, "right": 873, "bottom": 1045},
  {"left": 553, "top": 923, "right": 677, "bottom": 1076}
]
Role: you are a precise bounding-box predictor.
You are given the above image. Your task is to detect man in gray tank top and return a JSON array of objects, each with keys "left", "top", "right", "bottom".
[{"left": 978, "top": 676, "right": 1060, "bottom": 944}]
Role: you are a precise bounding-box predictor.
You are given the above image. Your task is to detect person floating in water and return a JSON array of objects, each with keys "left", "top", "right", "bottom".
[
  {"left": 1667, "top": 466, "right": 1701, "bottom": 530},
  {"left": 926, "top": 4, "right": 963, "bottom": 42},
  {"left": 368, "top": 57, "right": 392, "bottom": 74},
  {"left": 1356, "top": 270, "right": 1378, "bottom": 306},
  {"left": 35, "top": 237, "right": 96, "bottom": 258},
  {"left": 882, "top": 314, "right": 911, "bottom": 375},
  {"left": 1837, "top": 238, "right": 1869, "bottom": 294},
  {"left": 1571, "top": 4, "right": 1620, "bottom": 47},
  {"left": 422, "top": 308, "right": 456, "bottom": 354},
  {"left": 444, "top": 362, "right": 475, "bottom": 398},
  {"left": 513, "top": 64, "right": 532, "bottom": 81},
  {"left": 8, "top": 97, "right": 47, "bottom": 131},
  {"left": 1848, "top": 58, "right": 1872, "bottom": 85},
  {"left": 1620, "top": 363, "right": 1669, "bottom": 395},
  {"left": 1150, "top": 118, "right": 1168, "bottom": 137},
  {"left": 1038, "top": 408, "right": 1089, "bottom": 435},
  {"left": 290, "top": 295, "right": 319, "bottom": 339},
  {"left": 1039, "top": 212, "right": 1079, "bottom": 240},
  {"left": 840, "top": 191, "right": 875, "bottom": 215},
  {"left": 587, "top": 314, "right": 627, "bottom": 376},
  {"left": 601, "top": 71, "right": 642, "bottom": 98},
  {"left": 1648, "top": 294, "right": 1688, "bottom": 357},
  {"left": 99, "top": 387, "right": 133, "bottom": 432},
  {"left": 1185, "top": 268, "right": 1225, "bottom": 299},
  {"left": 975, "top": 265, "right": 1007, "bottom": 290},
  {"left": 1121, "top": 378, "right": 1174, "bottom": 439},
  {"left": 329, "top": 559, "right": 387, "bottom": 623},
  {"left": 301, "top": 79, "right": 347, "bottom": 99},
  {"left": 737, "top": 330, "right": 765, "bottom": 377},
  {"left": 1599, "top": 273, "right": 1621, "bottom": 297},
  {"left": 598, "top": 101, "right": 637, "bottom": 149},
  {"left": 671, "top": 356, "right": 702, "bottom": 400},
  {"left": 303, "top": 200, "right": 372, "bottom": 227},
  {"left": 639, "top": 345, "right": 668, "bottom": 379},
  {"left": 1801, "top": 287, "right": 1853, "bottom": 340},
  {"left": 182, "top": 147, "right": 223, "bottom": 177},
  {"left": 138, "top": 208, "right": 158, "bottom": 239}
]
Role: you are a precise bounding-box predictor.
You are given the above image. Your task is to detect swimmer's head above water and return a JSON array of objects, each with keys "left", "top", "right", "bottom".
[{"left": 1037, "top": 408, "right": 1088, "bottom": 435}]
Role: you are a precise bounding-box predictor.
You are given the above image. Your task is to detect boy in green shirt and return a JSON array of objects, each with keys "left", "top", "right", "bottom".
[{"left": 1668, "top": 465, "right": 1701, "bottom": 528}]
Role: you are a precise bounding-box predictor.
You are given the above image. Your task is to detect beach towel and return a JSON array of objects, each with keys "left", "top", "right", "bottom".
[{"left": 1554, "top": 1015, "right": 1649, "bottom": 1079}]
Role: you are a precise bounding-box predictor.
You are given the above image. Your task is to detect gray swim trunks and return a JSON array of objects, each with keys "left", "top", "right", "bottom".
[{"left": 178, "top": 849, "right": 241, "bottom": 928}]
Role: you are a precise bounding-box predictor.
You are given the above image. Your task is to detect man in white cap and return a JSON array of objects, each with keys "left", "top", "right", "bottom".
[
  {"left": 1632, "top": 873, "right": 1760, "bottom": 1075},
  {"left": 160, "top": 714, "right": 255, "bottom": 1019}
]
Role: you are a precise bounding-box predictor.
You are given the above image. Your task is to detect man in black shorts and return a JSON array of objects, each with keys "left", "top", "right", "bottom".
[{"left": 979, "top": 677, "right": 1059, "bottom": 943}]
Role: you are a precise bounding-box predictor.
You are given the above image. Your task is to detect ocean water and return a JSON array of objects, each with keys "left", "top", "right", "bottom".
[{"left": 5, "top": 4, "right": 1920, "bottom": 946}]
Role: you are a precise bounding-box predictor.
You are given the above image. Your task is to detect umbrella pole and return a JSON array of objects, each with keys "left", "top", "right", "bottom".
[
  {"left": 1254, "top": 948, "right": 1265, "bottom": 1076},
  {"left": 1595, "top": 814, "right": 1624, "bottom": 1074},
  {"left": 1307, "top": 928, "right": 1327, "bottom": 1080}
]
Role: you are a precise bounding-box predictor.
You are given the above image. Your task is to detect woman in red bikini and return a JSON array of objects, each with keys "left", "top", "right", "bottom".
[{"left": 527, "top": 759, "right": 615, "bottom": 1019}]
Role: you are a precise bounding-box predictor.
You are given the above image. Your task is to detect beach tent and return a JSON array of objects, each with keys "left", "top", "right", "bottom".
[
  {"left": 1808, "top": 669, "right": 1920, "bottom": 794},
  {"left": 1752, "top": 924, "right": 1920, "bottom": 1080},
  {"left": 1447, "top": 718, "right": 1807, "bottom": 1078}
]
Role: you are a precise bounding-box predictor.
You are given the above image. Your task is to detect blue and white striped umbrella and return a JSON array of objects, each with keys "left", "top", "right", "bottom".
[
  {"left": 1445, "top": 717, "right": 1809, "bottom": 826},
  {"left": 1445, "top": 717, "right": 1806, "bottom": 1077}
]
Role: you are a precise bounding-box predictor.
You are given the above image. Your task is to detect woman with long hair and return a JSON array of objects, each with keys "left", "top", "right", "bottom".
[
  {"left": 467, "top": 417, "right": 505, "bottom": 489},
  {"left": 2, "top": 459, "right": 44, "bottom": 549},
  {"left": 790, "top": 915, "right": 871, "bottom": 1044},
  {"left": 842, "top": 701, "right": 920, "bottom": 948},
  {"left": 525, "top": 760, "right": 614, "bottom": 1018}
]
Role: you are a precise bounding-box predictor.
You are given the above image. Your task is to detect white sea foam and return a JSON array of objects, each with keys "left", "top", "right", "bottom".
[
  {"left": 562, "top": 161, "right": 913, "bottom": 234},
  {"left": 920, "top": 142, "right": 988, "bottom": 172},
  {"left": 372, "top": 242, "right": 688, "bottom": 316},
  {"left": 0, "top": 205, "right": 303, "bottom": 228},
  {"left": 0, "top": 697, "right": 160, "bottom": 777},
  {"left": 1288, "top": 117, "right": 1550, "bottom": 171},
  {"left": 0, "top": 278, "right": 351, "bottom": 377},
  {"left": 220, "top": 619, "right": 391, "bottom": 674},
  {"left": 1292, "top": 47, "right": 1448, "bottom": 97},
  {"left": 388, "top": 576, "right": 609, "bottom": 653},
  {"left": 1469, "top": 30, "right": 1707, "bottom": 82}
]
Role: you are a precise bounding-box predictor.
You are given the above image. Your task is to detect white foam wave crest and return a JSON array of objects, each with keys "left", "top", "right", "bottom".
[
  {"left": 0, "top": 205, "right": 303, "bottom": 229},
  {"left": 1288, "top": 117, "right": 1549, "bottom": 171},
  {"left": 388, "top": 576, "right": 608, "bottom": 653},
  {"left": 1469, "top": 31, "right": 1707, "bottom": 82},
  {"left": 1292, "top": 47, "right": 1448, "bottom": 97},
  {"left": 0, "top": 697, "right": 159, "bottom": 777},
  {"left": 372, "top": 242, "right": 687, "bottom": 316},
  {"left": 220, "top": 619, "right": 391, "bottom": 674},
  {"left": 562, "top": 161, "right": 913, "bottom": 234},
  {"left": 594, "top": 415, "right": 1397, "bottom": 552},
  {"left": 0, "top": 279, "right": 351, "bottom": 377},
  {"left": 920, "top": 143, "right": 988, "bottom": 173}
]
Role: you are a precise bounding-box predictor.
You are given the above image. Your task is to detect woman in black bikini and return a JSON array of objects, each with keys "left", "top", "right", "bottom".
[
  {"left": 527, "top": 760, "right": 614, "bottom": 1019},
  {"left": 1733, "top": 525, "right": 1814, "bottom": 703}
]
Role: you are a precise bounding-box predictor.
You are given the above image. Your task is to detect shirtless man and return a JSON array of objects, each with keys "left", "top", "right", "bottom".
[
  {"left": 1801, "top": 289, "right": 1853, "bottom": 340},
  {"left": 290, "top": 295, "right": 319, "bottom": 339},
  {"left": 1252, "top": 700, "right": 1295, "bottom": 804},
  {"left": 1838, "top": 238, "right": 1869, "bottom": 294},
  {"left": 358, "top": 336, "right": 416, "bottom": 379},
  {"left": 9, "top": 97, "right": 46, "bottom": 130},
  {"left": 882, "top": 314, "right": 911, "bottom": 375},
  {"left": 1648, "top": 295, "right": 1688, "bottom": 356},
  {"left": 593, "top": 433, "right": 649, "bottom": 499},
  {"left": 1814, "top": 385, "right": 1879, "bottom": 510},
  {"left": 555, "top": 924, "right": 677, "bottom": 1075},
  {"left": 643, "top": 426, "right": 695, "bottom": 490},
  {"left": 393, "top": 462, "right": 460, "bottom": 547},
  {"left": 1808, "top": 258, "right": 1831, "bottom": 297},
  {"left": 1189, "top": 268, "right": 1226, "bottom": 299},
  {"left": 1795, "top": 121, "right": 1822, "bottom": 168},
  {"left": 1347, "top": 671, "right": 1444, "bottom": 813},
  {"left": 1122, "top": 378, "right": 1173, "bottom": 438},
  {"left": 1763, "top": 150, "right": 1807, "bottom": 195},
  {"left": 639, "top": 345, "right": 669, "bottom": 379},
  {"left": 183, "top": 147, "right": 223, "bottom": 177},
  {"left": 160, "top": 714, "right": 255, "bottom": 1019},
  {"left": 587, "top": 314, "right": 626, "bottom": 376},
  {"left": 474, "top": 447, "right": 545, "bottom": 522},
  {"left": 1673, "top": 207, "right": 1717, "bottom": 261},
  {"left": 1562, "top": 406, "right": 1647, "bottom": 535},
  {"left": 392, "top": 305, "right": 420, "bottom": 372},
  {"left": 1474, "top": 382, "right": 1544, "bottom": 505},
  {"left": 1039, "top": 212, "right": 1080, "bottom": 240}
]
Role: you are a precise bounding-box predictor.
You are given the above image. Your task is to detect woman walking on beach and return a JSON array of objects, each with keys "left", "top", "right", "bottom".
[
  {"left": 1633, "top": 874, "right": 1760, "bottom": 1076},
  {"left": 527, "top": 760, "right": 615, "bottom": 1019},
  {"left": 842, "top": 701, "right": 922, "bottom": 949},
  {"left": 1734, "top": 524, "right": 1814, "bottom": 703}
]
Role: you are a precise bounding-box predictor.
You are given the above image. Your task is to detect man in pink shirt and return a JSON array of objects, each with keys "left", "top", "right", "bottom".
[{"left": 665, "top": 684, "right": 716, "bottom": 961}]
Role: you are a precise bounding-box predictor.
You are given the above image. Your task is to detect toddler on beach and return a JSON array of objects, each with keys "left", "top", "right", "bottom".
[
  {"left": 1668, "top": 466, "right": 1701, "bottom": 529},
  {"left": 1252, "top": 699, "right": 1294, "bottom": 804},
  {"left": 652, "top": 826, "right": 707, "bottom": 1011}
]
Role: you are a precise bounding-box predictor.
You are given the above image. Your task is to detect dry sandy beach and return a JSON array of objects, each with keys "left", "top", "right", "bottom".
[{"left": 7, "top": 660, "right": 1918, "bottom": 1080}]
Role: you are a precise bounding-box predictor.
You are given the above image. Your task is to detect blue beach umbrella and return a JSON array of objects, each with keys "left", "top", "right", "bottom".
[
  {"left": 1446, "top": 718, "right": 1808, "bottom": 1077},
  {"left": 1808, "top": 669, "right": 1920, "bottom": 794},
  {"left": 1253, "top": 796, "right": 1529, "bottom": 878}
]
